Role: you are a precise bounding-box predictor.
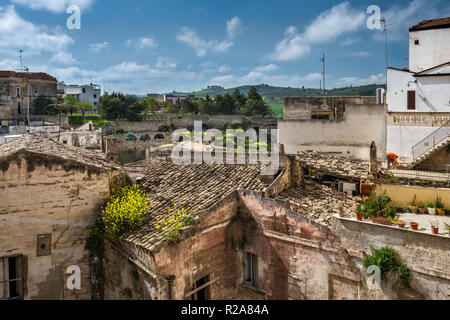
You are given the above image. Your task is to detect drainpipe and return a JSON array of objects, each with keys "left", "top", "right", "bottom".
[{"left": 165, "top": 274, "right": 176, "bottom": 300}]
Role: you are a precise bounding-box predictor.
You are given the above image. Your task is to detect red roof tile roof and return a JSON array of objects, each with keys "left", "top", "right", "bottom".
[{"left": 410, "top": 17, "right": 450, "bottom": 31}]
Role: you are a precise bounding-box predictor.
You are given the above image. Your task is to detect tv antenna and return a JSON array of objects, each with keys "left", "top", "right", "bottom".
[
  {"left": 320, "top": 52, "right": 326, "bottom": 95},
  {"left": 380, "top": 18, "right": 397, "bottom": 82}
]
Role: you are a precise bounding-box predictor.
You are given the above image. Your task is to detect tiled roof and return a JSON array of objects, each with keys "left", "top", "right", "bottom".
[
  {"left": 125, "top": 159, "right": 268, "bottom": 251},
  {"left": 280, "top": 180, "right": 357, "bottom": 227},
  {"left": 296, "top": 151, "right": 386, "bottom": 180},
  {"left": 410, "top": 17, "right": 450, "bottom": 31},
  {"left": 0, "top": 134, "right": 119, "bottom": 170}
]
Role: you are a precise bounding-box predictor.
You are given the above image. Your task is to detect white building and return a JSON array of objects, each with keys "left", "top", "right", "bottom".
[
  {"left": 386, "top": 17, "right": 450, "bottom": 171},
  {"left": 60, "top": 83, "right": 101, "bottom": 113}
]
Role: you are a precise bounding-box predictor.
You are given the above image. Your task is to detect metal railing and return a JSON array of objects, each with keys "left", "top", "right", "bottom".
[{"left": 412, "top": 121, "right": 450, "bottom": 161}]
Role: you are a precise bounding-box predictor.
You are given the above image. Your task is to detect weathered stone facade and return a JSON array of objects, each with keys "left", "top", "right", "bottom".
[{"left": 0, "top": 135, "right": 121, "bottom": 300}]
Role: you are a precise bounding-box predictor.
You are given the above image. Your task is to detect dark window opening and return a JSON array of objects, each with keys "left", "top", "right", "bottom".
[
  {"left": 17, "top": 102, "right": 21, "bottom": 114},
  {"left": 82, "top": 88, "right": 86, "bottom": 93},
  {"left": 414, "top": 39, "right": 419, "bottom": 45},
  {"left": 311, "top": 114, "right": 330, "bottom": 120},
  {"left": 407, "top": 90, "right": 416, "bottom": 110},
  {"left": 191, "top": 275, "right": 210, "bottom": 300},
  {"left": 244, "top": 252, "right": 258, "bottom": 288},
  {"left": 1, "top": 255, "right": 24, "bottom": 300},
  {"left": 93, "top": 94, "right": 97, "bottom": 98}
]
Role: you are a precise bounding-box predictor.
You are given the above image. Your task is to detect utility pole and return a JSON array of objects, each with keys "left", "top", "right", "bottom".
[
  {"left": 320, "top": 52, "right": 326, "bottom": 95},
  {"left": 19, "top": 50, "right": 23, "bottom": 71}
]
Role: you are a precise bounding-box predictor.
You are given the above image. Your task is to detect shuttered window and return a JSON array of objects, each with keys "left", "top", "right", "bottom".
[
  {"left": 244, "top": 252, "right": 258, "bottom": 288},
  {"left": 0, "top": 255, "right": 25, "bottom": 300},
  {"left": 407, "top": 91, "right": 416, "bottom": 110}
]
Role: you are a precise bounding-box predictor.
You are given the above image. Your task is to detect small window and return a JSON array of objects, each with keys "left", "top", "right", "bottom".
[
  {"left": 191, "top": 275, "right": 210, "bottom": 300},
  {"left": 407, "top": 91, "right": 416, "bottom": 110},
  {"left": 93, "top": 94, "right": 97, "bottom": 98},
  {"left": 0, "top": 255, "right": 25, "bottom": 300},
  {"left": 414, "top": 39, "right": 420, "bottom": 45},
  {"left": 82, "top": 88, "right": 86, "bottom": 93},
  {"left": 17, "top": 102, "right": 21, "bottom": 114},
  {"left": 16, "top": 87, "right": 20, "bottom": 97},
  {"left": 244, "top": 252, "right": 258, "bottom": 288}
]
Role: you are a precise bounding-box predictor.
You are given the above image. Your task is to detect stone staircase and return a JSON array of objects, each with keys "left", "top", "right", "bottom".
[{"left": 409, "top": 121, "right": 450, "bottom": 169}]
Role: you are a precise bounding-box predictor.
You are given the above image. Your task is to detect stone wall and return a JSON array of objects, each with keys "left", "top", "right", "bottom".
[
  {"left": 0, "top": 151, "right": 118, "bottom": 300},
  {"left": 279, "top": 98, "right": 386, "bottom": 161},
  {"left": 334, "top": 217, "right": 450, "bottom": 300}
]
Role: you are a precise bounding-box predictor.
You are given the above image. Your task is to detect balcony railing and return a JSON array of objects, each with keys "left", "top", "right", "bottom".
[{"left": 412, "top": 121, "right": 450, "bottom": 161}]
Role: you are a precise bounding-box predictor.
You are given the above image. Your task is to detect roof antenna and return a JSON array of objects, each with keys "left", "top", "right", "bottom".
[
  {"left": 320, "top": 52, "right": 326, "bottom": 95},
  {"left": 19, "top": 49, "right": 23, "bottom": 71}
]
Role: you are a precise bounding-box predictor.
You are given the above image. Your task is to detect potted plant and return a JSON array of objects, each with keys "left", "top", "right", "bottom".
[
  {"left": 426, "top": 201, "right": 435, "bottom": 215},
  {"left": 445, "top": 223, "right": 450, "bottom": 236},
  {"left": 356, "top": 204, "right": 364, "bottom": 221},
  {"left": 430, "top": 221, "right": 440, "bottom": 235},
  {"left": 410, "top": 222, "right": 419, "bottom": 231},
  {"left": 394, "top": 220, "right": 406, "bottom": 228},
  {"left": 417, "top": 202, "right": 426, "bottom": 215},
  {"left": 407, "top": 195, "right": 417, "bottom": 214},
  {"left": 435, "top": 198, "right": 445, "bottom": 216}
]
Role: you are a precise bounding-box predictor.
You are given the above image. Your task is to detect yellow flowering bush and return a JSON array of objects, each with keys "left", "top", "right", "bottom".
[
  {"left": 155, "top": 203, "right": 195, "bottom": 239},
  {"left": 101, "top": 185, "right": 150, "bottom": 239}
]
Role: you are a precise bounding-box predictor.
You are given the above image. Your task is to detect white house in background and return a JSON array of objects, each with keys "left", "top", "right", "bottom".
[
  {"left": 60, "top": 82, "right": 101, "bottom": 113},
  {"left": 386, "top": 17, "right": 450, "bottom": 171}
]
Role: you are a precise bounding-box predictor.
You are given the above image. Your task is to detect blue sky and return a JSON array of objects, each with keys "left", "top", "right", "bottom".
[{"left": 0, "top": 0, "right": 449, "bottom": 94}]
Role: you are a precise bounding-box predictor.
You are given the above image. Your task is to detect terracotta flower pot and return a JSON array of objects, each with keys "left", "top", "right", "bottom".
[
  {"left": 356, "top": 214, "right": 363, "bottom": 221},
  {"left": 372, "top": 217, "right": 392, "bottom": 226},
  {"left": 418, "top": 208, "right": 426, "bottom": 215},
  {"left": 431, "top": 227, "right": 439, "bottom": 235},
  {"left": 397, "top": 222, "right": 406, "bottom": 228},
  {"left": 410, "top": 222, "right": 419, "bottom": 230}
]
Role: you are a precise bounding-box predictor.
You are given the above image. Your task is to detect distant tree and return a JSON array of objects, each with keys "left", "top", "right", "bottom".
[
  {"left": 62, "top": 95, "right": 80, "bottom": 115},
  {"left": 243, "top": 86, "right": 273, "bottom": 117},
  {"left": 180, "top": 99, "right": 198, "bottom": 114},
  {"left": 77, "top": 101, "right": 94, "bottom": 117},
  {"left": 220, "top": 93, "right": 235, "bottom": 114},
  {"left": 143, "top": 97, "right": 159, "bottom": 114},
  {"left": 232, "top": 89, "right": 247, "bottom": 114},
  {"left": 199, "top": 95, "right": 216, "bottom": 115},
  {"left": 34, "top": 95, "right": 57, "bottom": 115},
  {"left": 98, "top": 92, "right": 145, "bottom": 121}
]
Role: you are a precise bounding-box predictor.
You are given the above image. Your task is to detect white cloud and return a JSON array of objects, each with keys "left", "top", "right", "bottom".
[
  {"left": 156, "top": 57, "right": 177, "bottom": 69},
  {"left": 341, "top": 38, "right": 360, "bottom": 46},
  {"left": 269, "top": 2, "right": 365, "bottom": 61},
  {"left": 210, "top": 64, "right": 323, "bottom": 88},
  {"left": 218, "top": 65, "right": 231, "bottom": 73},
  {"left": 89, "top": 42, "right": 109, "bottom": 53},
  {"left": 125, "top": 37, "right": 157, "bottom": 50},
  {"left": 339, "top": 73, "right": 386, "bottom": 86},
  {"left": 303, "top": 2, "right": 365, "bottom": 43},
  {"left": 0, "top": 5, "right": 73, "bottom": 55},
  {"left": 177, "top": 16, "right": 241, "bottom": 56},
  {"left": 342, "top": 51, "right": 371, "bottom": 57},
  {"left": 11, "top": 0, "right": 94, "bottom": 13},
  {"left": 50, "top": 51, "right": 77, "bottom": 65},
  {"left": 226, "top": 16, "right": 241, "bottom": 38},
  {"left": 268, "top": 26, "right": 311, "bottom": 61}
]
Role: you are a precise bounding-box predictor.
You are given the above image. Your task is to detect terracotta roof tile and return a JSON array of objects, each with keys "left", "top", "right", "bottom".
[{"left": 410, "top": 17, "right": 450, "bottom": 31}]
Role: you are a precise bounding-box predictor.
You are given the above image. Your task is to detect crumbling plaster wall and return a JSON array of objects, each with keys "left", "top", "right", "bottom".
[
  {"left": 0, "top": 151, "right": 117, "bottom": 300},
  {"left": 237, "top": 190, "right": 363, "bottom": 300},
  {"left": 334, "top": 218, "right": 450, "bottom": 300}
]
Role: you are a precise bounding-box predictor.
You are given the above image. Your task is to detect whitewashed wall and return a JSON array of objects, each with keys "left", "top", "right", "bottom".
[{"left": 409, "top": 28, "right": 450, "bottom": 73}]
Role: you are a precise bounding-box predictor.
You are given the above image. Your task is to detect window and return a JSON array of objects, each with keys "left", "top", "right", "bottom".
[
  {"left": 0, "top": 255, "right": 25, "bottom": 300},
  {"left": 414, "top": 39, "right": 420, "bottom": 45},
  {"left": 244, "top": 252, "right": 258, "bottom": 288},
  {"left": 82, "top": 88, "right": 86, "bottom": 93},
  {"left": 16, "top": 87, "right": 20, "bottom": 97},
  {"left": 407, "top": 91, "right": 416, "bottom": 110},
  {"left": 17, "top": 102, "right": 21, "bottom": 114},
  {"left": 191, "top": 275, "right": 210, "bottom": 300},
  {"left": 93, "top": 94, "right": 97, "bottom": 98}
]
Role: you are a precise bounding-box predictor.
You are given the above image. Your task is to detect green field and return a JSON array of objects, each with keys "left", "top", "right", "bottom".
[{"left": 269, "top": 103, "right": 283, "bottom": 119}]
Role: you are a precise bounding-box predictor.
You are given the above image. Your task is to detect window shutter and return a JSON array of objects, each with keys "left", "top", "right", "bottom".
[{"left": 407, "top": 91, "right": 416, "bottom": 110}]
